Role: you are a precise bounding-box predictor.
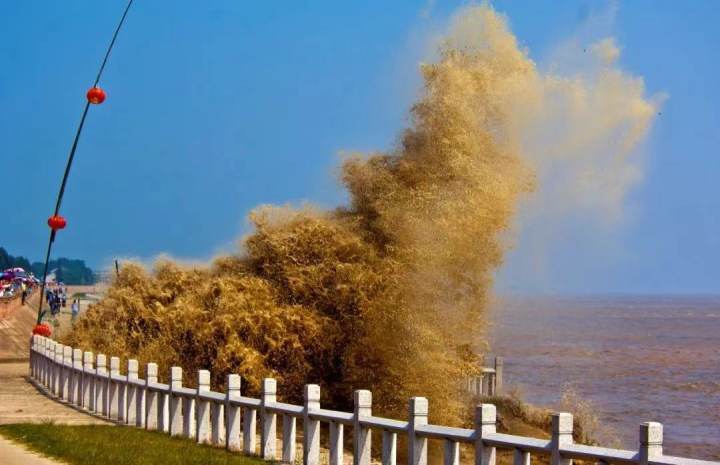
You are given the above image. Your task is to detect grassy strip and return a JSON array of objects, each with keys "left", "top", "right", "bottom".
[{"left": 0, "top": 423, "right": 267, "bottom": 465}]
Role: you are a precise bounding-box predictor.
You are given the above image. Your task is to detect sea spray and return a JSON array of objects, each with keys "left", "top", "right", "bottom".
[{"left": 65, "top": 5, "right": 659, "bottom": 425}]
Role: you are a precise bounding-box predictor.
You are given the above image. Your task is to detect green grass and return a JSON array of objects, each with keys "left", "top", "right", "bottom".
[{"left": 0, "top": 423, "right": 269, "bottom": 465}]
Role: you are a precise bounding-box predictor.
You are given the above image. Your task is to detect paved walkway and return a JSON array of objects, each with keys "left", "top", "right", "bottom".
[
  {"left": 0, "top": 435, "right": 63, "bottom": 465},
  {"left": 0, "top": 362, "right": 111, "bottom": 465},
  {"left": 0, "top": 290, "right": 110, "bottom": 464},
  {"left": 0, "top": 362, "right": 109, "bottom": 425}
]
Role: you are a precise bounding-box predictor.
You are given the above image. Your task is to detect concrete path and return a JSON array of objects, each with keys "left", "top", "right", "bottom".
[
  {"left": 0, "top": 435, "right": 65, "bottom": 465},
  {"left": 0, "top": 294, "right": 37, "bottom": 361},
  {"left": 0, "top": 363, "right": 111, "bottom": 465},
  {"left": 0, "top": 362, "right": 110, "bottom": 425}
]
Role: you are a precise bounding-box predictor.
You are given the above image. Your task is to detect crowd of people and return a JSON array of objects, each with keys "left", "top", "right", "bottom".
[
  {"left": 0, "top": 267, "right": 40, "bottom": 302},
  {"left": 45, "top": 284, "right": 69, "bottom": 316},
  {"left": 1, "top": 267, "right": 81, "bottom": 319}
]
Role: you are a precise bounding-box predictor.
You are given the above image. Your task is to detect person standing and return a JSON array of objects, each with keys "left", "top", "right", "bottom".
[{"left": 71, "top": 299, "right": 79, "bottom": 321}]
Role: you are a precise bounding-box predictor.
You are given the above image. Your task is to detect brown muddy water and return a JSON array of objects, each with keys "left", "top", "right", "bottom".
[{"left": 489, "top": 295, "right": 719, "bottom": 460}]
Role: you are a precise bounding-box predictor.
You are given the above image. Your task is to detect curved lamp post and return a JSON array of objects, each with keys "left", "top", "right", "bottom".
[{"left": 36, "top": 0, "right": 134, "bottom": 324}]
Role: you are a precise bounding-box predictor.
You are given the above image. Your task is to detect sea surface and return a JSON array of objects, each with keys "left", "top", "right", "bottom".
[{"left": 489, "top": 295, "right": 720, "bottom": 461}]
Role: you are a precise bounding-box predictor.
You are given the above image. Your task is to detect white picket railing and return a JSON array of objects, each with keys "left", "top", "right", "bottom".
[
  {"left": 467, "top": 357, "right": 504, "bottom": 397},
  {"left": 29, "top": 335, "right": 718, "bottom": 465}
]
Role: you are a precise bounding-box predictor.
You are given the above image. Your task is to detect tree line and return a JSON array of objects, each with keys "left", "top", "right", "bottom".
[{"left": 0, "top": 247, "right": 95, "bottom": 285}]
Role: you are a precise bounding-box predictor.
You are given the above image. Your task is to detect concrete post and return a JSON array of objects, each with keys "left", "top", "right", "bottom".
[
  {"left": 169, "top": 367, "right": 183, "bottom": 437},
  {"left": 408, "top": 397, "right": 428, "bottom": 465},
  {"left": 303, "top": 384, "right": 320, "bottom": 465},
  {"left": 382, "top": 430, "right": 397, "bottom": 465},
  {"left": 135, "top": 364, "right": 146, "bottom": 428},
  {"left": 513, "top": 449, "right": 531, "bottom": 465},
  {"left": 29, "top": 336, "right": 36, "bottom": 378},
  {"left": 353, "top": 390, "right": 372, "bottom": 465},
  {"left": 494, "top": 357, "right": 504, "bottom": 395},
  {"left": 225, "top": 374, "right": 242, "bottom": 451},
  {"left": 126, "top": 359, "right": 139, "bottom": 425},
  {"left": 45, "top": 340, "right": 52, "bottom": 386},
  {"left": 444, "top": 440, "right": 460, "bottom": 465},
  {"left": 639, "top": 422, "right": 663, "bottom": 465},
  {"left": 282, "top": 413, "right": 297, "bottom": 463},
  {"left": 145, "top": 363, "right": 158, "bottom": 430},
  {"left": 329, "top": 421, "right": 344, "bottom": 465},
  {"left": 72, "top": 349, "right": 83, "bottom": 406},
  {"left": 62, "top": 345, "right": 72, "bottom": 400},
  {"left": 96, "top": 354, "right": 107, "bottom": 416},
  {"left": 37, "top": 337, "right": 42, "bottom": 383},
  {"left": 482, "top": 373, "right": 491, "bottom": 397},
  {"left": 551, "top": 413, "right": 573, "bottom": 465},
  {"left": 182, "top": 380, "right": 197, "bottom": 440},
  {"left": 50, "top": 342, "right": 56, "bottom": 393},
  {"left": 43, "top": 337, "right": 50, "bottom": 388},
  {"left": 196, "top": 369, "right": 211, "bottom": 444},
  {"left": 109, "top": 356, "right": 121, "bottom": 420},
  {"left": 158, "top": 369, "right": 170, "bottom": 433},
  {"left": 211, "top": 396, "right": 226, "bottom": 447},
  {"left": 242, "top": 402, "right": 256, "bottom": 455},
  {"left": 82, "top": 351, "right": 94, "bottom": 410},
  {"left": 53, "top": 343, "right": 62, "bottom": 395},
  {"left": 261, "top": 378, "right": 277, "bottom": 459},
  {"left": 475, "top": 404, "right": 496, "bottom": 465}
]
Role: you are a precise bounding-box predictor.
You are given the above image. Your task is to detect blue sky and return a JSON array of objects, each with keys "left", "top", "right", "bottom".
[{"left": 1, "top": 1, "right": 718, "bottom": 293}]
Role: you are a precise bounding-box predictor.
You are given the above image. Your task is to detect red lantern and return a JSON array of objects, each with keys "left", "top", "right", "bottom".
[
  {"left": 86, "top": 86, "right": 106, "bottom": 104},
  {"left": 47, "top": 215, "right": 67, "bottom": 230},
  {"left": 32, "top": 323, "right": 52, "bottom": 337}
]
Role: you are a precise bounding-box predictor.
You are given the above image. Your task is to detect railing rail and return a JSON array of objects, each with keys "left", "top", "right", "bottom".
[{"left": 29, "top": 335, "right": 719, "bottom": 465}]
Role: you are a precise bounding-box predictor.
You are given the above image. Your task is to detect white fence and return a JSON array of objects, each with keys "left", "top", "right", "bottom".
[
  {"left": 468, "top": 357, "right": 503, "bottom": 397},
  {"left": 29, "top": 335, "right": 717, "bottom": 465}
]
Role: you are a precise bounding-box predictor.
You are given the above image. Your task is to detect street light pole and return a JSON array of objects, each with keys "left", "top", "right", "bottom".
[{"left": 36, "top": 0, "right": 135, "bottom": 324}]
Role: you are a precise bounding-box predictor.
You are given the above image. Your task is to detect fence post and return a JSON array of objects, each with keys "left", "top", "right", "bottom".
[
  {"left": 46, "top": 339, "right": 53, "bottom": 388},
  {"left": 211, "top": 383, "right": 226, "bottom": 447},
  {"left": 62, "top": 346, "right": 72, "bottom": 400},
  {"left": 639, "top": 422, "right": 663, "bottom": 465},
  {"left": 169, "top": 366, "right": 183, "bottom": 437},
  {"left": 408, "top": 397, "right": 428, "bottom": 465},
  {"left": 282, "top": 410, "right": 297, "bottom": 463},
  {"left": 382, "top": 430, "right": 397, "bottom": 465},
  {"left": 135, "top": 363, "right": 146, "bottom": 428},
  {"left": 96, "top": 354, "right": 107, "bottom": 416},
  {"left": 444, "top": 440, "right": 460, "bottom": 465},
  {"left": 126, "top": 359, "right": 139, "bottom": 425},
  {"left": 550, "top": 413, "right": 573, "bottom": 465},
  {"left": 303, "top": 384, "right": 320, "bottom": 465},
  {"left": 145, "top": 363, "right": 158, "bottom": 430},
  {"left": 72, "top": 349, "right": 83, "bottom": 406},
  {"left": 109, "top": 357, "right": 121, "bottom": 420},
  {"left": 158, "top": 367, "right": 170, "bottom": 433},
  {"left": 494, "top": 357, "right": 503, "bottom": 395},
  {"left": 182, "top": 385, "right": 197, "bottom": 439},
  {"left": 242, "top": 396, "right": 257, "bottom": 455},
  {"left": 261, "top": 378, "right": 277, "bottom": 459},
  {"left": 330, "top": 419, "right": 344, "bottom": 465},
  {"left": 483, "top": 372, "right": 491, "bottom": 397},
  {"left": 29, "top": 336, "right": 36, "bottom": 377},
  {"left": 475, "top": 404, "right": 496, "bottom": 465},
  {"left": 82, "top": 351, "right": 94, "bottom": 410},
  {"left": 226, "top": 374, "right": 242, "bottom": 452},
  {"left": 513, "top": 449, "right": 530, "bottom": 465},
  {"left": 196, "top": 369, "right": 211, "bottom": 444},
  {"left": 54, "top": 343, "right": 63, "bottom": 396},
  {"left": 38, "top": 337, "right": 45, "bottom": 382},
  {"left": 38, "top": 338, "right": 44, "bottom": 384},
  {"left": 354, "top": 390, "right": 372, "bottom": 465},
  {"left": 30, "top": 336, "right": 36, "bottom": 379}
]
